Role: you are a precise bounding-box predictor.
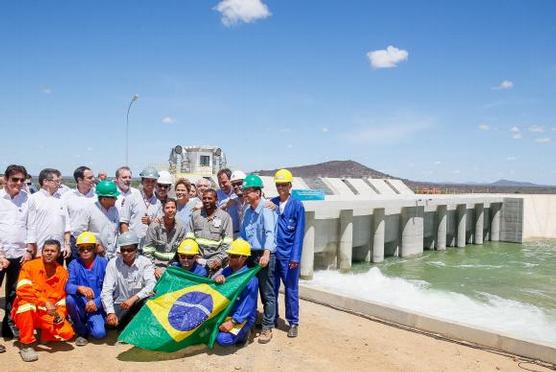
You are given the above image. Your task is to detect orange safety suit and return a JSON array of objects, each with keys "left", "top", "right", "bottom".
[{"left": 12, "top": 258, "right": 74, "bottom": 344}]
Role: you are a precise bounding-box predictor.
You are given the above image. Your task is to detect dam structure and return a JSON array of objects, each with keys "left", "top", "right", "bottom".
[{"left": 258, "top": 176, "right": 525, "bottom": 280}]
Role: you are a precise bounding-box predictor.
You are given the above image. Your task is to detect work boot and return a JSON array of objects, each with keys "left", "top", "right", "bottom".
[
  {"left": 19, "top": 346, "right": 38, "bottom": 362},
  {"left": 75, "top": 336, "right": 88, "bottom": 346},
  {"left": 287, "top": 325, "right": 298, "bottom": 338},
  {"left": 258, "top": 329, "right": 272, "bottom": 344}
]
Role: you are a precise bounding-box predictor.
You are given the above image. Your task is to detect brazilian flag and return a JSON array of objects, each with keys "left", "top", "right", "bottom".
[{"left": 118, "top": 265, "right": 261, "bottom": 352}]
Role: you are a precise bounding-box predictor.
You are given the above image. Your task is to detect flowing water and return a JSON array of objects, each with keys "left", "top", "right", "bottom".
[{"left": 302, "top": 240, "right": 556, "bottom": 345}]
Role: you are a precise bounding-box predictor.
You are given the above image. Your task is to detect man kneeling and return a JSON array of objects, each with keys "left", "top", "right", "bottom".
[
  {"left": 12, "top": 240, "right": 75, "bottom": 362},
  {"left": 171, "top": 239, "right": 208, "bottom": 277},
  {"left": 214, "top": 239, "right": 258, "bottom": 347}
]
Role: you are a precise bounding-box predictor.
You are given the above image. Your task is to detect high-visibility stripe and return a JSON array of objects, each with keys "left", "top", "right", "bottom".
[
  {"left": 185, "top": 233, "right": 195, "bottom": 239},
  {"left": 222, "top": 237, "right": 233, "bottom": 244},
  {"left": 15, "top": 303, "right": 36, "bottom": 314},
  {"left": 195, "top": 238, "right": 222, "bottom": 247},
  {"left": 153, "top": 251, "right": 176, "bottom": 261},
  {"left": 142, "top": 246, "right": 156, "bottom": 255},
  {"left": 16, "top": 279, "right": 32, "bottom": 289},
  {"left": 55, "top": 299, "right": 66, "bottom": 307}
]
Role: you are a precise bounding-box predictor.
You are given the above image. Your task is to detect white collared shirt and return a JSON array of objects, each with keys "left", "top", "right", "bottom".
[
  {"left": 115, "top": 186, "right": 140, "bottom": 214},
  {"left": 0, "top": 189, "right": 29, "bottom": 258},
  {"left": 26, "top": 188, "right": 70, "bottom": 254},
  {"left": 119, "top": 190, "right": 162, "bottom": 240},
  {"left": 62, "top": 187, "right": 96, "bottom": 236}
]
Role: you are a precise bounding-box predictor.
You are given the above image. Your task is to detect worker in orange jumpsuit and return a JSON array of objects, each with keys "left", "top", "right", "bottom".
[{"left": 12, "top": 239, "right": 75, "bottom": 362}]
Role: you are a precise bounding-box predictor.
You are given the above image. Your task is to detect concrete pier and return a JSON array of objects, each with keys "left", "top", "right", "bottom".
[
  {"left": 436, "top": 205, "right": 447, "bottom": 250},
  {"left": 338, "top": 209, "right": 353, "bottom": 272},
  {"left": 490, "top": 203, "right": 501, "bottom": 241},
  {"left": 474, "top": 203, "right": 484, "bottom": 245},
  {"left": 457, "top": 204, "right": 467, "bottom": 248},
  {"left": 300, "top": 211, "right": 315, "bottom": 280},
  {"left": 372, "top": 208, "right": 385, "bottom": 263},
  {"left": 400, "top": 206, "right": 424, "bottom": 257}
]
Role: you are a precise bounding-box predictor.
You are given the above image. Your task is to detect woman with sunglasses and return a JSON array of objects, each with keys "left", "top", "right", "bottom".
[{"left": 65, "top": 231, "right": 109, "bottom": 346}]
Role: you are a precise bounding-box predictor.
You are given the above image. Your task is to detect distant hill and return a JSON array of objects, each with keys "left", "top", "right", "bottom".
[
  {"left": 489, "top": 179, "right": 541, "bottom": 187},
  {"left": 255, "top": 160, "right": 394, "bottom": 179}
]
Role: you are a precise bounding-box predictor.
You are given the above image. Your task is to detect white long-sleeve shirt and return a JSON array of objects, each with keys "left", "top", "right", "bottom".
[
  {"left": 0, "top": 189, "right": 28, "bottom": 259},
  {"left": 115, "top": 186, "right": 140, "bottom": 214},
  {"left": 62, "top": 187, "right": 96, "bottom": 237},
  {"left": 26, "top": 188, "right": 70, "bottom": 254},
  {"left": 72, "top": 201, "right": 120, "bottom": 259},
  {"left": 119, "top": 190, "right": 161, "bottom": 240}
]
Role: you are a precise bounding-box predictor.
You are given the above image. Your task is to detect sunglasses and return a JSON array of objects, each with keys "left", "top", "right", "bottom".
[
  {"left": 120, "top": 247, "right": 136, "bottom": 253},
  {"left": 178, "top": 254, "right": 196, "bottom": 260},
  {"left": 232, "top": 183, "right": 243, "bottom": 188},
  {"left": 229, "top": 254, "right": 242, "bottom": 259},
  {"left": 157, "top": 184, "right": 170, "bottom": 189},
  {"left": 10, "top": 177, "right": 26, "bottom": 183},
  {"left": 78, "top": 246, "right": 95, "bottom": 252}
]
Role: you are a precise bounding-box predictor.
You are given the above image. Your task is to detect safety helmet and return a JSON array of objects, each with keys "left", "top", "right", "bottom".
[
  {"left": 274, "top": 168, "right": 293, "bottom": 184},
  {"left": 226, "top": 239, "right": 251, "bottom": 257},
  {"left": 242, "top": 174, "right": 264, "bottom": 190},
  {"left": 96, "top": 180, "right": 121, "bottom": 198},
  {"left": 76, "top": 231, "right": 97, "bottom": 246},
  {"left": 117, "top": 231, "right": 140, "bottom": 247},
  {"left": 158, "top": 170, "right": 173, "bottom": 185},
  {"left": 177, "top": 239, "right": 200, "bottom": 255},
  {"left": 230, "top": 170, "right": 247, "bottom": 183},
  {"left": 139, "top": 166, "right": 160, "bottom": 180}
]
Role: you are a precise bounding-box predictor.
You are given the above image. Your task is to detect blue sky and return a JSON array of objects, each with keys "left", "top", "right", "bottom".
[{"left": 1, "top": 0, "right": 555, "bottom": 184}]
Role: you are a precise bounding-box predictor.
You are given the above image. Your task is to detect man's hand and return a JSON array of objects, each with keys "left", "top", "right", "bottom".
[
  {"left": 207, "top": 260, "right": 221, "bottom": 271},
  {"left": 45, "top": 301, "right": 57, "bottom": 317},
  {"left": 288, "top": 261, "right": 299, "bottom": 270},
  {"left": 96, "top": 243, "right": 106, "bottom": 256},
  {"left": 264, "top": 201, "right": 277, "bottom": 211},
  {"left": 120, "top": 295, "right": 138, "bottom": 311},
  {"left": 0, "top": 258, "right": 9, "bottom": 269},
  {"left": 77, "top": 286, "right": 94, "bottom": 300},
  {"left": 214, "top": 275, "right": 226, "bottom": 284},
  {"left": 84, "top": 300, "right": 98, "bottom": 313},
  {"left": 20, "top": 251, "right": 33, "bottom": 264},
  {"left": 259, "top": 250, "right": 271, "bottom": 267},
  {"left": 154, "top": 267, "right": 164, "bottom": 279},
  {"left": 219, "top": 319, "right": 234, "bottom": 333},
  {"left": 63, "top": 243, "right": 71, "bottom": 258},
  {"left": 141, "top": 214, "right": 151, "bottom": 225},
  {"left": 106, "top": 313, "right": 119, "bottom": 327}
]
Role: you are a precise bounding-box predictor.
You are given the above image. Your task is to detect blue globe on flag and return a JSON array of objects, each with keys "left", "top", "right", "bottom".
[{"left": 168, "top": 291, "right": 214, "bottom": 331}]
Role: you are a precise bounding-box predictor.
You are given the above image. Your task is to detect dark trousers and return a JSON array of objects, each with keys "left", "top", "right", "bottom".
[
  {"left": 247, "top": 251, "right": 276, "bottom": 330},
  {"left": 0, "top": 257, "right": 22, "bottom": 338}
]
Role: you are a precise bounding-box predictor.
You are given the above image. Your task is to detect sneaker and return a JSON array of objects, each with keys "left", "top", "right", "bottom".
[
  {"left": 19, "top": 346, "right": 38, "bottom": 362},
  {"left": 75, "top": 336, "right": 88, "bottom": 347},
  {"left": 287, "top": 325, "right": 298, "bottom": 338},
  {"left": 258, "top": 329, "right": 272, "bottom": 344}
]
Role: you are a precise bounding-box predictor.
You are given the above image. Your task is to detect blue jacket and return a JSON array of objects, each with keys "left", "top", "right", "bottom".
[
  {"left": 170, "top": 261, "right": 208, "bottom": 277},
  {"left": 65, "top": 256, "right": 109, "bottom": 311},
  {"left": 241, "top": 200, "right": 276, "bottom": 252},
  {"left": 222, "top": 265, "right": 258, "bottom": 325},
  {"left": 271, "top": 196, "right": 305, "bottom": 262}
]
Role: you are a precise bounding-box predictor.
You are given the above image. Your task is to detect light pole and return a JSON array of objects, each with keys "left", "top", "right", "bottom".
[{"left": 125, "top": 94, "right": 140, "bottom": 166}]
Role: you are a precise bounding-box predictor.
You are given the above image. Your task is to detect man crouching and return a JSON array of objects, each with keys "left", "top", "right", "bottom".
[{"left": 214, "top": 239, "right": 258, "bottom": 347}]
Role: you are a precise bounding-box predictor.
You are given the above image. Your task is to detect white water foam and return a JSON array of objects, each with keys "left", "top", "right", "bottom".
[{"left": 303, "top": 268, "right": 556, "bottom": 345}]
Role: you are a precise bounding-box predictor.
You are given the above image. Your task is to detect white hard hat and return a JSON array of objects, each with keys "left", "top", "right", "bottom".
[
  {"left": 157, "top": 170, "right": 173, "bottom": 185},
  {"left": 230, "top": 170, "right": 246, "bottom": 182}
]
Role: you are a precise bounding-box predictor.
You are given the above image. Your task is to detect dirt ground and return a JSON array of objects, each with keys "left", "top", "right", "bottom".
[{"left": 1, "top": 294, "right": 552, "bottom": 372}]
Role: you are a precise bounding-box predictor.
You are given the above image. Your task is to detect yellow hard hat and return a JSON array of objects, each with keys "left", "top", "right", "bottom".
[
  {"left": 226, "top": 239, "right": 251, "bottom": 257},
  {"left": 177, "top": 239, "right": 200, "bottom": 255},
  {"left": 274, "top": 168, "right": 293, "bottom": 184},
  {"left": 76, "top": 231, "right": 97, "bottom": 246}
]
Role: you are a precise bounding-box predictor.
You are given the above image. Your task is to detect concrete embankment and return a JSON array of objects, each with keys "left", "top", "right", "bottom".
[{"left": 520, "top": 194, "right": 556, "bottom": 239}]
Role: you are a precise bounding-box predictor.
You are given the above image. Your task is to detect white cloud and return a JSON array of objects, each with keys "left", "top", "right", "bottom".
[
  {"left": 161, "top": 116, "right": 175, "bottom": 124},
  {"left": 287, "top": 144, "right": 293, "bottom": 149},
  {"left": 506, "top": 156, "right": 517, "bottom": 161},
  {"left": 214, "top": 0, "right": 271, "bottom": 26},
  {"left": 492, "top": 80, "right": 514, "bottom": 90},
  {"left": 512, "top": 133, "right": 522, "bottom": 139},
  {"left": 478, "top": 124, "right": 490, "bottom": 131},
  {"left": 510, "top": 126, "right": 522, "bottom": 139},
  {"left": 510, "top": 126, "right": 520, "bottom": 133},
  {"left": 434, "top": 160, "right": 441, "bottom": 165},
  {"left": 41, "top": 87, "right": 52, "bottom": 94},
  {"left": 322, "top": 127, "right": 329, "bottom": 133},
  {"left": 366, "top": 45, "right": 408, "bottom": 69},
  {"left": 528, "top": 125, "right": 544, "bottom": 133},
  {"left": 535, "top": 137, "right": 551, "bottom": 144}
]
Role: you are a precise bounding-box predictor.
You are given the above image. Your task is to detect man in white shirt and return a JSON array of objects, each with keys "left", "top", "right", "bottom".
[
  {"left": 0, "top": 165, "right": 33, "bottom": 340},
  {"left": 114, "top": 166, "right": 139, "bottom": 213},
  {"left": 119, "top": 166, "right": 162, "bottom": 249},
  {"left": 62, "top": 166, "right": 96, "bottom": 263},
  {"left": 26, "top": 168, "right": 71, "bottom": 260}
]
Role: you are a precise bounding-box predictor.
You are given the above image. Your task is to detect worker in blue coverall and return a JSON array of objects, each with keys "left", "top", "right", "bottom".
[
  {"left": 214, "top": 239, "right": 258, "bottom": 347},
  {"left": 170, "top": 239, "right": 208, "bottom": 277},
  {"left": 65, "top": 231, "right": 108, "bottom": 346},
  {"left": 271, "top": 169, "right": 305, "bottom": 338}
]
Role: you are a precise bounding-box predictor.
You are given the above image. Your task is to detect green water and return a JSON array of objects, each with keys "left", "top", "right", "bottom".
[{"left": 353, "top": 240, "right": 556, "bottom": 311}]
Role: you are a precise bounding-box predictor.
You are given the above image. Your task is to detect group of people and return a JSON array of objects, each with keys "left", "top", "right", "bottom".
[{"left": 0, "top": 163, "right": 305, "bottom": 362}]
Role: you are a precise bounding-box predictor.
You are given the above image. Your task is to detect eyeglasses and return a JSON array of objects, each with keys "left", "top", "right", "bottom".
[
  {"left": 157, "top": 184, "right": 170, "bottom": 189},
  {"left": 178, "top": 254, "right": 196, "bottom": 260},
  {"left": 78, "top": 246, "right": 95, "bottom": 252},
  {"left": 47, "top": 178, "right": 61, "bottom": 184},
  {"left": 10, "top": 177, "right": 26, "bottom": 183}
]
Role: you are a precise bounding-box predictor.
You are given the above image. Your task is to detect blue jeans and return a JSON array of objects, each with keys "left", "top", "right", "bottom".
[{"left": 248, "top": 251, "right": 276, "bottom": 330}]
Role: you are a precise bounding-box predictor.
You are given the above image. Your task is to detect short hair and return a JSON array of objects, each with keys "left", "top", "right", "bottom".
[
  {"left": 196, "top": 178, "right": 210, "bottom": 187},
  {"left": 163, "top": 197, "right": 177, "bottom": 208},
  {"left": 43, "top": 239, "right": 61, "bottom": 251},
  {"left": 73, "top": 166, "right": 91, "bottom": 182},
  {"left": 38, "top": 168, "right": 61, "bottom": 186},
  {"left": 115, "top": 166, "right": 132, "bottom": 178},
  {"left": 203, "top": 188, "right": 218, "bottom": 200},
  {"left": 4, "top": 164, "right": 28, "bottom": 179},
  {"left": 217, "top": 168, "right": 232, "bottom": 179},
  {"left": 174, "top": 178, "right": 191, "bottom": 192}
]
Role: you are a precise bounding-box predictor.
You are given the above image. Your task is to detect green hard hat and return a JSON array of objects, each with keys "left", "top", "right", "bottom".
[
  {"left": 242, "top": 174, "right": 264, "bottom": 190},
  {"left": 96, "top": 180, "right": 120, "bottom": 198},
  {"left": 139, "top": 166, "right": 159, "bottom": 179}
]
